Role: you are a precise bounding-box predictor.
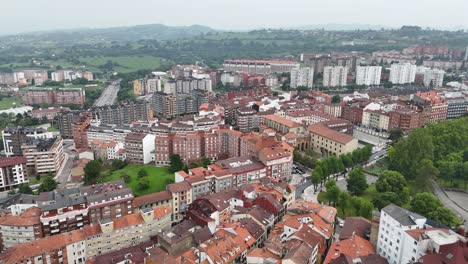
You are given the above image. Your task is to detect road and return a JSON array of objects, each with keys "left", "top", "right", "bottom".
[
  {"left": 55, "top": 140, "right": 77, "bottom": 188},
  {"left": 431, "top": 180, "right": 468, "bottom": 230},
  {"left": 93, "top": 80, "right": 121, "bottom": 107}
]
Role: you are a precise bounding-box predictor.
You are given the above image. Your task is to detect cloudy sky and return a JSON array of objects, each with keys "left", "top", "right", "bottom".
[{"left": 2, "top": 0, "right": 467, "bottom": 34}]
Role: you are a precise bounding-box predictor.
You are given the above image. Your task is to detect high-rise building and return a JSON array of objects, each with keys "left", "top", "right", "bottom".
[
  {"left": 21, "top": 137, "right": 65, "bottom": 176},
  {"left": 93, "top": 101, "right": 153, "bottom": 126},
  {"left": 124, "top": 133, "right": 156, "bottom": 164},
  {"left": 389, "top": 63, "right": 417, "bottom": 84},
  {"left": 2, "top": 127, "right": 54, "bottom": 157},
  {"left": 423, "top": 69, "right": 445, "bottom": 87},
  {"left": 0, "top": 157, "right": 29, "bottom": 191},
  {"left": 356, "top": 66, "right": 382, "bottom": 86},
  {"left": 323, "top": 66, "right": 347, "bottom": 87},
  {"left": 290, "top": 67, "right": 314, "bottom": 88}
]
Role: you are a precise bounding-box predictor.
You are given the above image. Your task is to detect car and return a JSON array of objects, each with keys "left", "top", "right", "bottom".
[{"left": 339, "top": 220, "right": 345, "bottom": 227}]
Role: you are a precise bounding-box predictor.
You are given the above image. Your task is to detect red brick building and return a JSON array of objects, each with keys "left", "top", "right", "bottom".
[{"left": 24, "top": 88, "right": 85, "bottom": 107}]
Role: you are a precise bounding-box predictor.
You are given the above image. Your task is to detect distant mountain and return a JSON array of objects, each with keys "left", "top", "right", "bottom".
[
  {"left": 287, "top": 24, "right": 394, "bottom": 31},
  {"left": 2, "top": 24, "right": 217, "bottom": 43}
]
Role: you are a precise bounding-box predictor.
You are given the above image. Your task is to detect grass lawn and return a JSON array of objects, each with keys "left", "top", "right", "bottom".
[
  {"left": 103, "top": 165, "right": 174, "bottom": 197},
  {"left": 78, "top": 56, "right": 167, "bottom": 73},
  {"left": 0, "top": 97, "right": 23, "bottom": 110},
  {"left": 47, "top": 126, "right": 59, "bottom": 132}
]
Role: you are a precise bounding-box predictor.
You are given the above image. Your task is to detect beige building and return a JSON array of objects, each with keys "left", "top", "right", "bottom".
[
  {"left": 308, "top": 124, "right": 358, "bottom": 156},
  {"left": 362, "top": 110, "right": 390, "bottom": 131},
  {"left": 167, "top": 182, "right": 193, "bottom": 222},
  {"left": 262, "top": 114, "right": 305, "bottom": 135},
  {"left": 21, "top": 137, "right": 65, "bottom": 176},
  {"left": 324, "top": 104, "right": 343, "bottom": 117}
]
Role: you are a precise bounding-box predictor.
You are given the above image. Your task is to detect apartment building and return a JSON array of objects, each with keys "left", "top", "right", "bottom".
[
  {"left": 51, "top": 70, "right": 94, "bottom": 82},
  {"left": 1, "top": 206, "right": 172, "bottom": 264},
  {"left": 236, "top": 107, "right": 260, "bottom": 132},
  {"left": 413, "top": 91, "right": 448, "bottom": 123},
  {"left": 388, "top": 109, "right": 421, "bottom": 131},
  {"left": 86, "top": 125, "right": 131, "bottom": 146},
  {"left": 2, "top": 127, "right": 54, "bottom": 157},
  {"left": 262, "top": 114, "right": 305, "bottom": 135},
  {"left": 71, "top": 115, "right": 90, "bottom": 149},
  {"left": 152, "top": 90, "right": 210, "bottom": 118},
  {"left": 389, "top": 63, "right": 417, "bottom": 84},
  {"left": 0, "top": 157, "right": 29, "bottom": 191},
  {"left": 31, "top": 107, "right": 71, "bottom": 121},
  {"left": 440, "top": 90, "right": 468, "bottom": 119},
  {"left": 423, "top": 69, "right": 445, "bottom": 87},
  {"left": 223, "top": 59, "right": 300, "bottom": 74},
  {"left": 23, "top": 88, "right": 85, "bottom": 107},
  {"left": 57, "top": 110, "right": 83, "bottom": 139},
  {"left": 21, "top": 137, "right": 65, "bottom": 176},
  {"left": 308, "top": 124, "right": 358, "bottom": 156},
  {"left": 377, "top": 204, "right": 427, "bottom": 264},
  {"left": 290, "top": 67, "right": 314, "bottom": 88},
  {"left": 362, "top": 110, "right": 390, "bottom": 131},
  {"left": 323, "top": 66, "right": 348, "bottom": 87},
  {"left": 258, "top": 144, "right": 294, "bottom": 181},
  {"left": 283, "top": 110, "right": 332, "bottom": 126},
  {"left": 124, "top": 133, "right": 155, "bottom": 164},
  {"left": 355, "top": 66, "right": 382, "bottom": 86},
  {"left": 93, "top": 101, "right": 153, "bottom": 126},
  {"left": 324, "top": 103, "right": 342, "bottom": 117},
  {"left": 0, "top": 207, "right": 43, "bottom": 250},
  {"left": 167, "top": 181, "right": 193, "bottom": 222}
]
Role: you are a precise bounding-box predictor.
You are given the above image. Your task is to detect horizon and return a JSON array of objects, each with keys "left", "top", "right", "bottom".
[{"left": 2, "top": 0, "right": 468, "bottom": 35}]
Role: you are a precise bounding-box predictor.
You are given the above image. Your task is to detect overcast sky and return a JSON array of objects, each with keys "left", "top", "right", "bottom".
[{"left": 2, "top": 0, "right": 468, "bottom": 34}]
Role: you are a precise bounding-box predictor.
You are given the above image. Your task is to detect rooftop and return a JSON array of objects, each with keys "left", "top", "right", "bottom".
[
  {"left": 382, "top": 204, "right": 425, "bottom": 226},
  {"left": 308, "top": 124, "right": 355, "bottom": 145}
]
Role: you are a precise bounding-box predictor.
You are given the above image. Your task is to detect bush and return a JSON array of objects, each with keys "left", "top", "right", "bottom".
[
  {"left": 120, "top": 173, "right": 131, "bottom": 184},
  {"left": 137, "top": 177, "right": 150, "bottom": 190},
  {"left": 137, "top": 169, "right": 148, "bottom": 178}
]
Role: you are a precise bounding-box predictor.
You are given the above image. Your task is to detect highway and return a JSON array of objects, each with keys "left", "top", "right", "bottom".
[{"left": 93, "top": 80, "right": 121, "bottom": 107}]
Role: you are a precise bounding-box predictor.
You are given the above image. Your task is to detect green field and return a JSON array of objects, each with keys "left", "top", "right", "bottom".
[
  {"left": 0, "top": 97, "right": 23, "bottom": 110},
  {"left": 103, "top": 165, "right": 174, "bottom": 197},
  {"left": 78, "top": 56, "right": 166, "bottom": 73}
]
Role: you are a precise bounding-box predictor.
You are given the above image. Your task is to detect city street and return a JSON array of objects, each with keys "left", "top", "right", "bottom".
[
  {"left": 55, "top": 140, "right": 77, "bottom": 187},
  {"left": 93, "top": 80, "right": 121, "bottom": 107}
]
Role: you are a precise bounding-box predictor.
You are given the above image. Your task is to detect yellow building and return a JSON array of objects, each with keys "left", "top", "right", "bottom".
[{"left": 308, "top": 124, "right": 358, "bottom": 156}]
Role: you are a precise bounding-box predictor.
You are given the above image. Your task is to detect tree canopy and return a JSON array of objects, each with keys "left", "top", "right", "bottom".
[{"left": 346, "top": 168, "right": 368, "bottom": 195}]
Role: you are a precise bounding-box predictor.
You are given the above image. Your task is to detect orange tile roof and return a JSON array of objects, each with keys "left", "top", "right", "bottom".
[
  {"left": 308, "top": 124, "right": 354, "bottom": 144},
  {"left": 264, "top": 114, "right": 303, "bottom": 128},
  {"left": 112, "top": 213, "right": 145, "bottom": 230},
  {"left": 0, "top": 207, "right": 41, "bottom": 227},
  {"left": 0, "top": 230, "right": 85, "bottom": 263},
  {"left": 247, "top": 248, "right": 281, "bottom": 262},
  {"left": 259, "top": 145, "right": 292, "bottom": 161},
  {"left": 82, "top": 223, "right": 102, "bottom": 237},
  {"left": 323, "top": 235, "right": 375, "bottom": 264},
  {"left": 154, "top": 205, "right": 172, "bottom": 219},
  {"left": 132, "top": 190, "right": 172, "bottom": 208}
]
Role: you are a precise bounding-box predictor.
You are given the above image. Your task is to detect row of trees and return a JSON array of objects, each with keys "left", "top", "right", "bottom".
[
  {"left": 389, "top": 117, "right": 468, "bottom": 189},
  {"left": 324, "top": 179, "right": 374, "bottom": 219},
  {"left": 311, "top": 145, "right": 372, "bottom": 191}
]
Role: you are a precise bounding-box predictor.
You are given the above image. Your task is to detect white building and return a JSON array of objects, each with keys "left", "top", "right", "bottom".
[
  {"left": 377, "top": 204, "right": 427, "bottom": 264},
  {"left": 290, "top": 67, "right": 314, "bottom": 88},
  {"left": 389, "top": 63, "right": 417, "bottom": 84},
  {"left": 424, "top": 69, "right": 445, "bottom": 87},
  {"left": 323, "top": 66, "right": 347, "bottom": 87},
  {"left": 106, "top": 141, "right": 126, "bottom": 160},
  {"left": 362, "top": 110, "right": 390, "bottom": 131},
  {"left": 0, "top": 157, "right": 29, "bottom": 191},
  {"left": 356, "top": 66, "right": 382, "bottom": 86}
]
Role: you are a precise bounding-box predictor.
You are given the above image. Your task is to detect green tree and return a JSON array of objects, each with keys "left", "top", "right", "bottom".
[
  {"left": 120, "top": 173, "right": 131, "bottom": 184},
  {"left": 18, "top": 183, "right": 33, "bottom": 194},
  {"left": 375, "top": 170, "right": 407, "bottom": 193},
  {"left": 410, "top": 192, "right": 459, "bottom": 227},
  {"left": 416, "top": 159, "right": 439, "bottom": 190},
  {"left": 38, "top": 176, "right": 58, "bottom": 193},
  {"left": 340, "top": 154, "right": 353, "bottom": 168},
  {"left": 388, "top": 128, "right": 404, "bottom": 143},
  {"left": 359, "top": 200, "right": 374, "bottom": 219},
  {"left": 326, "top": 185, "right": 341, "bottom": 206},
  {"left": 169, "top": 154, "right": 184, "bottom": 173},
  {"left": 338, "top": 192, "right": 350, "bottom": 216},
  {"left": 138, "top": 169, "right": 148, "bottom": 178},
  {"left": 84, "top": 160, "right": 103, "bottom": 184},
  {"left": 137, "top": 177, "right": 150, "bottom": 190},
  {"left": 111, "top": 160, "right": 127, "bottom": 171},
  {"left": 372, "top": 192, "right": 402, "bottom": 210},
  {"left": 311, "top": 170, "right": 321, "bottom": 192},
  {"left": 331, "top": 95, "right": 341, "bottom": 103},
  {"left": 346, "top": 168, "right": 368, "bottom": 195}
]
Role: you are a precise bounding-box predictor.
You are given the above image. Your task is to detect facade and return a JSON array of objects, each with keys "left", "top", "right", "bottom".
[
  {"left": 2, "top": 127, "right": 53, "bottom": 157},
  {"left": 362, "top": 110, "right": 390, "bottom": 131},
  {"left": 413, "top": 91, "right": 448, "bottom": 123},
  {"left": 389, "top": 63, "right": 417, "bottom": 84},
  {"left": 290, "top": 67, "right": 314, "bottom": 88},
  {"left": 440, "top": 91, "right": 468, "bottom": 119},
  {"left": 356, "top": 66, "right": 382, "bottom": 86},
  {"left": 23, "top": 88, "right": 85, "bottom": 107},
  {"left": 308, "top": 124, "right": 358, "bottom": 156},
  {"left": 323, "top": 66, "right": 347, "bottom": 87},
  {"left": 258, "top": 144, "right": 293, "bottom": 181},
  {"left": 86, "top": 125, "right": 131, "bottom": 146},
  {"left": 57, "top": 110, "right": 83, "bottom": 139},
  {"left": 236, "top": 107, "right": 260, "bottom": 132},
  {"left": 0, "top": 207, "right": 43, "bottom": 250},
  {"left": 423, "top": 69, "right": 445, "bottom": 87},
  {"left": 167, "top": 181, "right": 193, "bottom": 222},
  {"left": 31, "top": 107, "right": 70, "bottom": 121},
  {"left": 152, "top": 91, "right": 210, "bottom": 118},
  {"left": 71, "top": 116, "right": 90, "bottom": 149},
  {"left": 376, "top": 204, "right": 427, "bottom": 264},
  {"left": 0, "top": 157, "right": 29, "bottom": 191},
  {"left": 21, "top": 137, "right": 65, "bottom": 176},
  {"left": 124, "top": 133, "right": 156, "bottom": 164},
  {"left": 223, "top": 60, "right": 300, "bottom": 74},
  {"left": 93, "top": 101, "right": 153, "bottom": 126},
  {"left": 324, "top": 104, "right": 342, "bottom": 117}
]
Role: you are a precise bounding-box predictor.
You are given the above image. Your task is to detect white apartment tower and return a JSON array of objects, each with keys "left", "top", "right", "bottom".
[
  {"left": 389, "top": 63, "right": 417, "bottom": 84},
  {"left": 323, "top": 66, "right": 347, "bottom": 87},
  {"left": 423, "top": 69, "right": 445, "bottom": 87},
  {"left": 377, "top": 204, "right": 427, "bottom": 264},
  {"left": 290, "top": 67, "right": 314, "bottom": 88},
  {"left": 356, "top": 65, "right": 382, "bottom": 86}
]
